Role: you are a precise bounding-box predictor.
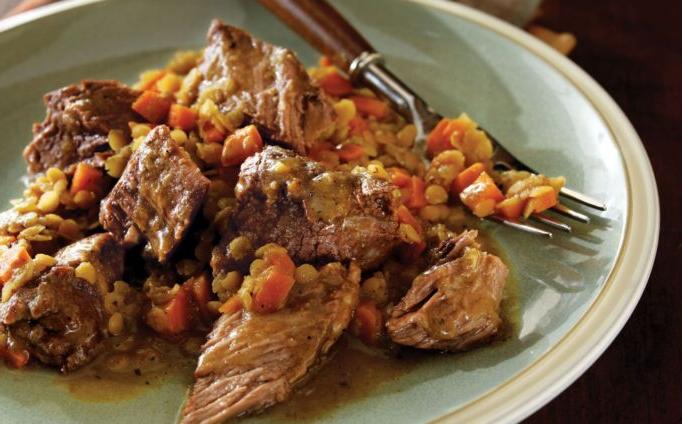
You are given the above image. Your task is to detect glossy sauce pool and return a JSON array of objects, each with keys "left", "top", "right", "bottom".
[
  {"left": 53, "top": 235, "right": 519, "bottom": 419},
  {"left": 257, "top": 236, "right": 520, "bottom": 422},
  {"left": 54, "top": 332, "right": 196, "bottom": 403}
]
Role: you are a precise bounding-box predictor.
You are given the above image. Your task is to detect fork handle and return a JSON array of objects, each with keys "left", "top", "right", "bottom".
[
  {"left": 259, "top": 0, "right": 441, "bottom": 139},
  {"left": 257, "top": 0, "right": 374, "bottom": 72}
]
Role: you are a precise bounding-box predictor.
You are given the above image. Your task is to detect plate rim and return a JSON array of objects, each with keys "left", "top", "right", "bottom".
[
  {"left": 0, "top": 1, "right": 660, "bottom": 423},
  {"left": 405, "top": 1, "right": 659, "bottom": 422}
]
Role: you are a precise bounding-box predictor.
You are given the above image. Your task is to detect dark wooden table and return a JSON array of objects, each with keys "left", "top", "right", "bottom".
[{"left": 528, "top": 1, "right": 681, "bottom": 422}]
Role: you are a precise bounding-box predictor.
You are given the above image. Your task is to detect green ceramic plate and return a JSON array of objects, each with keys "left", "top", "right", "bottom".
[{"left": 0, "top": 0, "right": 658, "bottom": 423}]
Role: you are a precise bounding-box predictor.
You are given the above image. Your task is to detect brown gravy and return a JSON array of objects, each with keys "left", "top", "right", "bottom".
[
  {"left": 254, "top": 336, "right": 427, "bottom": 422},
  {"left": 54, "top": 332, "right": 195, "bottom": 403},
  {"left": 258, "top": 235, "right": 520, "bottom": 422},
  {"left": 53, "top": 233, "right": 519, "bottom": 418}
]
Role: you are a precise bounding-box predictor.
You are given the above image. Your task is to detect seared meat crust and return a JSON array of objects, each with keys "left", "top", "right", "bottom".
[{"left": 24, "top": 80, "right": 139, "bottom": 174}]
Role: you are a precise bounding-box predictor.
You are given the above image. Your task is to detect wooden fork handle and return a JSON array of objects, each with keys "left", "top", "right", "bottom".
[{"left": 257, "top": 0, "right": 375, "bottom": 72}]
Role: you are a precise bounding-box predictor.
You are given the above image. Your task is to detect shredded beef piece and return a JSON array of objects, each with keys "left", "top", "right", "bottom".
[
  {"left": 182, "top": 262, "right": 359, "bottom": 423},
  {"left": 0, "top": 234, "right": 124, "bottom": 371},
  {"left": 24, "top": 80, "right": 139, "bottom": 174},
  {"left": 387, "top": 231, "right": 509, "bottom": 351}
]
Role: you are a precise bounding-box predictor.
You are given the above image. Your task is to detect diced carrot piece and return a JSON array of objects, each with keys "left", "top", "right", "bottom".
[
  {"left": 132, "top": 90, "right": 173, "bottom": 124},
  {"left": 453, "top": 162, "right": 485, "bottom": 194},
  {"left": 0, "top": 246, "right": 30, "bottom": 284},
  {"left": 168, "top": 104, "right": 197, "bottom": 131},
  {"left": 352, "top": 300, "right": 383, "bottom": 345},
  {"left": 219, "top": 295, "right": 243, "bottom": 315},
  {"left": 459, "top": 172, "right": 505, "bottom": 218},
  {"left": 164, "top": 288, "right": 189, "bottom": 334},
  {"left": 221, "top": 125, "right": 264, "bottom": 166},
  {"left": 70, "top": 162, "right": 103, "bottom": 195},
  {"left": 350, "top": 96, "right": 389, "bottom": 119},
  {"left": 523, "top": 186, "right": 558, "bottom": 218},
  {"left": 202, "top": 122, "right": 226, "bottom": 144},
  {"left": 388, "top": 167, "right": 411, "bottom": 188},
  {"left": 252, "top": 270, "right": 296, "bottom": 314},
  {"left": 426, "top": 117, "right": 471, "bottom": 156},
  {"left": 426, "top": 119, "right": 454, "bottom": 156},
  {"left": 405, "top": 176, "right": 427, "bottom": 209},
  {"left": 443, "top": 119, "right": 469, "bottom": 145},
  {"left": 318, "top": 56, "right": 333, "bottom": 67},
  {"left": 496, "top": 196, "right": 525, "bottom": 220},
  {"left": 348, "top": 117, "right": 368, "bottom": 136},
  {"left": 319, "top": 71, "right": 353, "bottom": 97},
  {"left": 336, "top": 144, "right": 365, "bottom": 162},
  {"left": 264, "top": 249, "right": 296, "bottom": 277},
  {"left": 396, "top": 205, "right": 421, "bottom": 231}
]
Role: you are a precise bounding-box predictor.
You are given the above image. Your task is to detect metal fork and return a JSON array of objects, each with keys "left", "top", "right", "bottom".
[{"left": 259, "top": 0, "right": 606, "bottom": 238}]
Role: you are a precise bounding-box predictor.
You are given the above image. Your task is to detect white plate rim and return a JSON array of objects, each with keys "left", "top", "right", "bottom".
[{"left": 0, "top": 1, "right": 660, "bottom": 423}]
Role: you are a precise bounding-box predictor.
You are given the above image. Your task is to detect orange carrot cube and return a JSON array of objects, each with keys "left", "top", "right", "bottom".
[
  {"left": 459, "top": 171, "right": 504, "bottom": 217},
  {"left": 168, "top": 104, "right": 197, "bottom": 131},
  {"left": 452, "top": 162, "right": 485, "bottom": 194},
  {"left": 132, "top": 90, "right": 172, "bottom": 124},
  {"left": 221, "top": 125, "right": 264, "bottom": 166}
]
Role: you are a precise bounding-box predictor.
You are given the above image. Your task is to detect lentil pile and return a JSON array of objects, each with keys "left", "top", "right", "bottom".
[{"left": 0, "top": 45, "right": 562, "bottom": 371}]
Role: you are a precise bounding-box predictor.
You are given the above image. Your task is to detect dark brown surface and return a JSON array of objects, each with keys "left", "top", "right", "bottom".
[{"left": 528, "top": 1, "right": 681, "bottom": 422}]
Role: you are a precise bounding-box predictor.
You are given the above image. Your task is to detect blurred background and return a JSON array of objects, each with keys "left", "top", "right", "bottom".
[{"left": 1, "top": 0, "right": 679, "bottom": 422}]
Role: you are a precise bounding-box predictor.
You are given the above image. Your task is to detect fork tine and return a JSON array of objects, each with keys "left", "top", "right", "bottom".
[
  {"left": 559, "top": 187, "right": 607, "bottom": 211},
  {"left": 531, "top": 213, "right": 572, "bottom": 233},
  {"left": 350, "top": 59, "right": 607, "bottom": 226},
  {"left": 487, "top": 216, "right": 553, "bottom": 238},
  {"left": 552, "top": 203, "right": 591, "bottom": 224}
]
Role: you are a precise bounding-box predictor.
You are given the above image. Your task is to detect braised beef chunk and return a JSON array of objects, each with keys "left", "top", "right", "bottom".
[
  {"left": 100, "top": 125, "right": 210, "bottom": 263},
  {"left": 387, "top": 231, "right": 508, "bottom": 351},
  {"left": 24, "top": 80, "right": 140, "bottom": 174},
  {"left": 198, "top": 20, "right": 335, "bottom": 154},
  {"left": 55, "top": 233, "right": 125, "bottom": 292},
  {"left": 211, "top": 146, "right": 400, "bottom": 274},
  {"left": 0, "top": 267, "right": 107, "bottom": 372},
  {"left": 0, "top": 234, "right": 124, "bottom": 372},
  {"left": 182, "top": 263, "right": 360, "bottom": 423}
]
